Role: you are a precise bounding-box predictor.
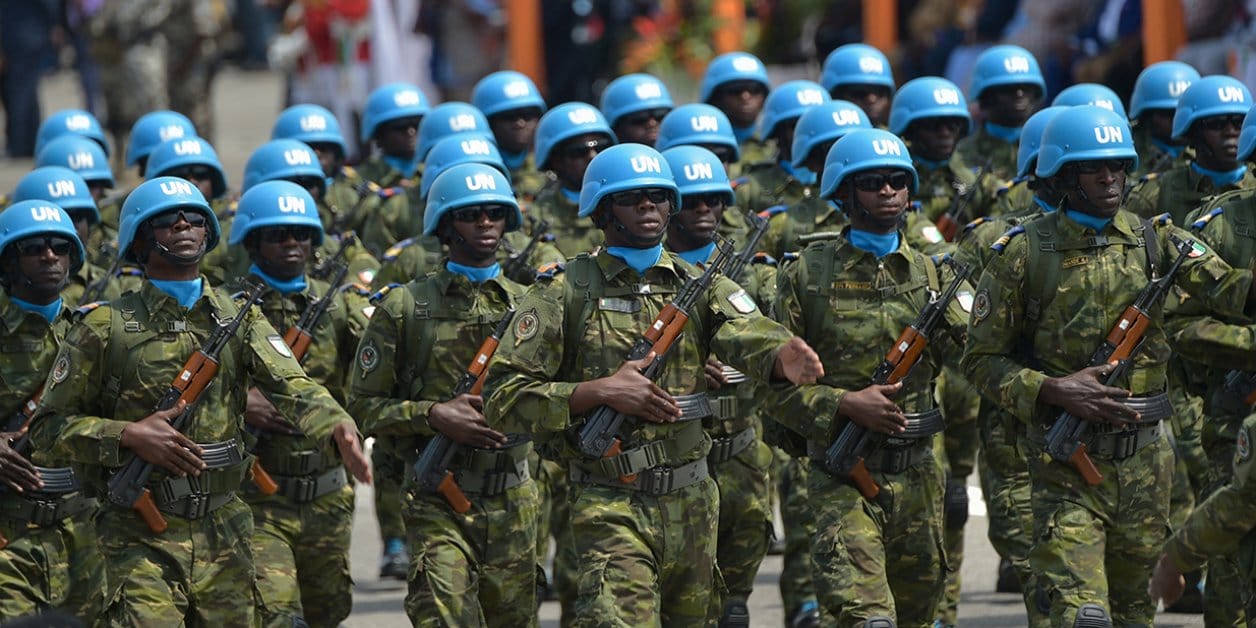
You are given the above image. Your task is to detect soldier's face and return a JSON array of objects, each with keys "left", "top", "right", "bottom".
[
  {"left": 249, "top": 226, "right": 315, "bottom": 280},
  {"left": 1142, "top": 109, "right": 1176, "bottom": 142},
  {"left": 551, "top": 133, "right": 612, "bottom": 190},
  {"left": 845, "top": 167, "right": 912, "bottom": 232},
  {"left": 833, "top": 84, "right": 892, "bottom": 128},
  {"left": 68, "top": 212, "right": 92, "bottom": 246},
  {"left": 377, "top": 116, "right": 420, "bottom": 159},
  {"left": 983, "top": 84, "right": 1041, "bottom": 127},
  {"left": 774, "top": 119, "right": 799, "bottom": 163},
  {"left": 168, "top": 165, "right": 219, "bottom": 200},
  {"left": 613, "top": 107, "right": 669, "bottom": 146},
  {"left": 714, "top": 81, "right": 768, "bottom": 128},
  {"left": 908, "top": 117, "right": 966, "bottom": 162},
  {"left": 142, "top": 209, "right": 209, "bottom": 268},
  {"left": 1067, "top": 160, "right": 1128, "bottom": 217},
  {"left": 88, "top": 181, "right": 109, "bottom": 203},
  {"left": 444, "top": 204, "right": 508, "bottom": 264},
  {"left": 4, "top": 235, "right": 72, "bottom": 302},
  {"left": 600, "top": 187, "right": 673, "bottom": 247},
  {"left": 668, "top": 191, "right": 725, "bottom": 250},
  {"left": 489, "top": 108, "right": 541, "bottom": 154},
  {"left": 309, "top": 143, "right": 344, "bottom": 179},
  {"left": 1191, "top": 114, "right": 1243, "bottom": 169}
]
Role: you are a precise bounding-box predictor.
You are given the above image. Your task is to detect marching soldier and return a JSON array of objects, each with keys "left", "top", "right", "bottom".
[
  {"left": 1129, "top": 62, "right": 1201, "bottom": 179},
  {"left": 821, "top": 44, "right": 896, "bottom": 129},
  {"left": 528, "top": 103, "right": 617, "bottom": 257},
  {"left": 473, "top": 71, "right": 551, "bottom": 201},
  {"left": 700, "top": 52, "right": 773, "bottom": 169},
  {"left": 600, "top": 73, "right": 675, "bottom": 147}
]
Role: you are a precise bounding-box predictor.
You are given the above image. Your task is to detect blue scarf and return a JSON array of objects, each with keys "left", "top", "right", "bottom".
[
  {"left": 1150, "top": 137, "right": 1184, "bottom": 159},
  {"left": 780, "top": 160, "right": 817, "bottom": 186},
  {"left": 607, "top": 244, "right": 663, "bottom": 275},
  {"left": 446, "top": 261, "right": 502, "bottom": 283},
  {"left": 10, "top": 296, "right": 61, "bottom": 324},
  {"left": 914, "top": 156, "right": 950, "bottom": 172},
  {"left": 383, "top": 154, "right": 421, "bottom": 179},
  {"left": 1033, "top": 196, "right": 1057, "bottom": 214},
  {"left": 676, "top": 241, "right": 717, "bottom": 266},
  {"left": 985, "top": 121, "right": 1022, "bottom": 144},
  {"left": 560, "top": 188, "right": 581, "bottom": 204},
  {"left": 324, "top": 175, "right": 336, "bottom": 191},
  {"left": 1066, "top": 209, "right": 1111, "bottom": 232},
  {"left": 151, "top": 278, "right": 204, "bottom": 310},
  {"left": 733, "top": 125, "right": 756, "bottom": 145},
  {"left": 250, "top": 264, "right": 307, "bottom": 295},
  {"left": 847, "top": 229, "right": 900, "bottom": 258},
  {"left": 1191, "top": 162, "right": 1248, "bottom": 188},
  {"left": 501, "top": 149, "right": 529, "bottom": 171}
]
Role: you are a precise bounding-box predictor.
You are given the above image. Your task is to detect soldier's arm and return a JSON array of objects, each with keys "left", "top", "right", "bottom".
[
  {"left": 1123, "top": 178, "right": 1159, "bottom": 219},
  {"left": 1163, "top": 417, "right": 1256, "bottom": 571},
  {"left": 708, "top": 274, "right": 797, "bottom": 383},
  {"left": 1166, "top": 285, "right": 1256, "bottom": 371},
  {"left": 345, "top": 288, "right": 438, "bottom": 437},
  {"left": 1163, "top": 224, "right": 1255, "bottom": 320}
]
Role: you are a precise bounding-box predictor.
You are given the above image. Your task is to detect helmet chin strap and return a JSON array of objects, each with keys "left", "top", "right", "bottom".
[
  {"left": 154, "top": 239, "right": 208, "bottom": 266},
  {"left": 609, "top": 210, "right": 669, "bottom": 248}
]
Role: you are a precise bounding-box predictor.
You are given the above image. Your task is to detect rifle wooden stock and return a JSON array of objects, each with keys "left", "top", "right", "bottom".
[
  {"left": 935, "top": 214, "right": 962, "bottom": 243},
  {"left": 1069, "top": 444, "right": 1104, "bottom": 486},
  {"left": 848, "top": 458, "right": 879, "bottom": 499},
  {"left": 282, "top": 327, "right": 314, "bottom": 363},
  {"left": 134, "top": 490, "right": 168, "bottom": 534},
  {"left": 436, "top": 471, "right": 472, "bottom": 513},
  {"left": 883, "top": 327, "right": 929, "bottom": 385},
  {"left": 251, "top": 460, "right": 279, "bottom": 495},
  {"left": 935, "top": 159, "right": 991, "bottom": 242}
]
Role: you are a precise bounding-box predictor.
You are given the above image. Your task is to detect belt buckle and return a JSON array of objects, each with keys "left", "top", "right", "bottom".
[
  {"left": 883, "top": 448, "right": 909, "bottom": 474},
  {"left": 30, "top": 498, "right": 60, "bottom": 526},
  {"left": 292, "top": 476, "right": 318, "bottom": 502},
  {"left": 1112, "top": 430, "right": 1138, "bottom": 460},
  {"left": 185, "top": 493, "right": 211, "bottom": 519},
  {"left": 645, "top": 466, "right": 672, "bottom": 495},
  {"left": 292, "top": 451, "right": 320, "bottom": 475},
  {"left": 482, "top": 472, "right": 508, "bottom": 495}
]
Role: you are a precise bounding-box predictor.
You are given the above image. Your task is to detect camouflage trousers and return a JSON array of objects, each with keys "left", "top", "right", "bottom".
[
  {"left": 403, "top": 479, "right": 540, "bottom": 627},
  {"left": 567, "top": 475, "right": 719, "bottom": 627},
  {"left": 0, "top": 508, "right": 104, "bottom": 621},
  {"left": 245, "top": 484, "right": 355, "bottom": 628},
  {"left": 1028, "top": 432, "right": 1172, "bottom": 626},
  {"left": 936, "top": 366, "right": 980, "bottom": 627},
  {"left": 373, "top": 445, "right": 408, "bottom": 543},
  {"left": 709, "top": 436, "right": 774, "bottom": 603},
  {"left": 97, "top": 496, "right": 257, "bottom": 625},
  {"left": 1203, "top": 437, "right": 1248, "bottom": 628},
  {"left": 533, "top": 454, "right": 577, "bottom": 616},
  {"left": 808, "top": 450, "right": 948, "bottom": 627},
  {"left": 779, "top": 456, "right": 818, "bottom": 617}
]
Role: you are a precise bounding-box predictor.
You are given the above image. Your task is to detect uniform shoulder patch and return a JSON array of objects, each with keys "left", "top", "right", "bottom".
[
  {"left": 1237, "top": 426, "right": 1251, "bottom": 463},
  {"left": 382, "top": 237, "right": 416, "bottom": 262},
  {"left": 266, "top": 334, "right": 294, "bottom": 359},
  {"left": 1190, "top": 207, "right": 1224, "bottom": 232},
  {"left": 920, "top": 224, "right": 945, "bottom": 244},
  {"left": 358, "top": 338, "right": 380, "bottom": 373},
  {"left": 760, "top": 204, "right": 789, "bottom": 218},
  {"left": 50, "top": 354, "right": 71, "bottom": 384},
  {"left": 378, "top": 186, "right": 405, "bottom": 200},
  {"left": 726, "top": 288, "right": 757, "bottom": 314},
  {"left": 750, "top": 252, "right": 777, "bottom": 266},
  {"left": 991, "top": 225, "right": 1026, "bottom": 253},
  {"left": 1185, "top": 240, "right": 1210, "bottom": 258},
  {"left": 514, "top": 308, "right": 540, "bottom": 343},
  {"left": 962, "top": 217, "right": 987, "bottom": 234},
  {"left": 731, "top": 175, "right": 750, "bottom": 188},
  {"left": 1152, "top": 212, "right": 1173, "bottom": 227},
  {"left": 369, "top": 283, "right": 403, "bottom": 304},
  {"left": 972, "top": 289, "right": 991, "bottom": 324},
  {"left": 535, "top": 262, "right": 565, "bottom": 281},
  {"left": 74, "top": 301, "right": 108, "bottom": 319}
]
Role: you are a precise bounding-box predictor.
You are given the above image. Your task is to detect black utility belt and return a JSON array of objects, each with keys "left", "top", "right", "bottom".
[
  {"left": 407, "top": 439, "right": 532, "bottom": 497},
  {"left": 807, "top": 439, "right": 933, "bottom": 476},
  {"left": 707, "top": 427, "right": 757, "bottom": 465},
  {"left": 151, "top": 439, "right": 249, "bottom": 520},
  {"left": 1084, "top": 420, "right": 1163, "bottom": 461},
  {"left": 269, "top": 467, "right": 349, "bottom": 503},
  {"left": 569, "top": 457, "right": 709, "bottom": 496},
  {"left": 0, "top": 467, "right": 95, "bottom": 529}
]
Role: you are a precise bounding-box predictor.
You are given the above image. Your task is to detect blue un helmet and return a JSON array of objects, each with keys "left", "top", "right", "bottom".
[
  {"left": 1130, "top": 61, "right": 1200, "bottom": 120},
  {"left": 1052, "top": 83, "right": 1129, "bottom": 120},
  {"left": 13, "top": 167, "right": 101, "bottom": 224},
  {"left": 1016, "top": 106, "right": 1069, "bottom": 179},
  {"left": 242, "top": 139, "right": 324, "bottom": 193},
  {"left": 534, "top": 103, "right": 615, "bottom": 170},
  {"left": 146, "top": 137, "right": 228, "bottom": 199},
  {"left": 229, "top": 180, "right": 324, "bottom": 247},
  {"left": 579, "top": 143, "right": 680, "bottom": 218},
  {"left": 0, "top": 201, "right": 86, "bottom": 275},
  {"left": 662, "top": 145, "right": 735, "bottom": 206},
  {"left": 888, "top": 76, "right": 971, "bottom": 136},
  {"left": 1172, "top": 75, "right": 1253, "bottom": 140},
  {"left": 821, "top": 129, "right": 918, "bottom": 201},
  {"left": 35, "top": 109, "right": 109, "bottom": 158},
  {"left": 759, "top": 80, "right": 831, "bottom": 139},
  {"left": 1237, "top": 105, "right": 1256, "bottom": 161},
  {"left": 417, "top": 102, "right": 493, "bottom": 161},
  {"left": 656, "top": 104, "right": 740, "bottom": 161},
  {"left": 969, "top": 45, "right": 1046, "bottom": 101},
  {"left": 360, "top": 82, "right": 430, "bottom": 142},
  {"left": 35, "top": 135, "right": 115, "bottom": 187},
  {"left": 423, "top": 163, "right": 523, "bottom": 236},
  {"left": 473, "top": 71, "right": 546, "bottom": 118},
  {"left": 791, "top": 100, "right": 871, "bottom": 169},
  {"left": 821, "top": 43, "right": 895, "bottom": 95},
  {"left": 699, "top": 52, "right": 771, "bottom": 103},
  {"left": 271, "top": 104, "right": 348, "bottom": 157},
  {"left": 1036, "top": 106, "right": 1138, "bottom": 177},
  {"left": 600, "top": 73, "right": 675, "bottom": 128},
  {"left": 126, "top": 111, "right": 197, "bottom": 168},
  {"left": 420, "top": 134, "right": 509, "bottom": 200},
  {"left": 117, "top": 177, "right": 221, "bottom": 262}
]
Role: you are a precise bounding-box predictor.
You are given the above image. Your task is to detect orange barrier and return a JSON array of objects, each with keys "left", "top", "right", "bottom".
[
  {"left": 505, "top": 0, "right": 546, "bottom": 94},
  {"left": 863, "top": 0, "right": 898, "bottom": 53},
  {"left": 1142, "top": 0, "right": 1188, "bottom": 65},
  {"left": 713, "top": 0, "right": 746, "bottom": 54}
]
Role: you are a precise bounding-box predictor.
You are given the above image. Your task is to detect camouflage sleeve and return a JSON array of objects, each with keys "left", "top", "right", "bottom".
[
  {"left": 1163, "top": 224, "right": 1254, "bottom": 320},
  {"left": 1166, "top": 286, "right": 1256, "bottom": 371},
  {"left": 483, "top": 275, "right": 580, "bottom": 435},
  {"left": 930, "top": 265, "right": 974, "bottom": 366},
  {"left": 707, "top": 274, "right": 792, "bottom": 384},
  {"left": 760, "top": 213, "right": 789, "bottom": 259},
  {"left": 961, "top": 235, "right": 1047, "bottom": 424},
  {"left": 345, "top": 288, "right": 436, "bottom": 437},
  {"left": 1124, "top": 178, "right": 1160, "bottom": 219},
  {"left": 1165, "top": 414, "right": 1256, "bottom": 570}
]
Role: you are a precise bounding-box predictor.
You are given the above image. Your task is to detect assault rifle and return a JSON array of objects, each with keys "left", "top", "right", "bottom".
[
  {"left": 1, "top": 385, "right": 44, "bottom": 457},
  {"left": 503, "top": 219, "right": 551, "bottom": 279},
  {"left": 935, "top": 158, "right": 991, "bottom": 242},
  {"left": 78, "top": 258, "right": 124, "bottom": 307},
  {"left": 723, "top": 210, "right": 769, "bottom": 285},
  {"left": 1223, "top": 369, "right": 1256, "bottom": 407}
]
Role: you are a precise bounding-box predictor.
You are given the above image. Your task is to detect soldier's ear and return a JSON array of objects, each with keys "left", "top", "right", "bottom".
[{"left": 591, "top": 202, "right": 611, "bottom": 229}]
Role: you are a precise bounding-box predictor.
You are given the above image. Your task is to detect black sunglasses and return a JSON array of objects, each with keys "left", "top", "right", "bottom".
[
  {"left": 148, "top": 210, "right": 208, "bottom": 230},
  {"left": 620, "top": 108, "right": 670, "bottom": 127},
  {"left": 493, "top": 108, "right": 542, "bottom": 123},
  {"left": 833, "top": 85, "right": 892, "bottom": 101},
  {"left": 560, "top": 138, "right": 613, "bottom": 160},
  {"left": 851, "top": 171, "right": 912, "bottom": 192},
  {"left": 915, "top": 118, "right": 966, "bottom": 134},
  {"left": 258, "top": 226, "right": 317, "bottom": 244},
  {"left": 610, "top": 188, "right": 672, "bottom": 206},
  {"left": 682, "top": 192, "right": 728, "bottom": 210},
  {"left": 450, "top": 205, "right": 510, "bottom": 223},
  {"left": 1073, "top": 159, "right": 1133, "bottom": 175},
  {"left": 1200, "top": 115, "right": 1245, "bottom": 132},
  {"left": 718, "top": 81, "right": 768, "bottom": 97},
  {"left": 167, "top": 165, "right": 218, "bottom": 181},
  {"left": 15, "top": 236, "right": 73, "bottom": 257},
  {"left": 382, "top": 117, "right": 422, "bottom": 133},
  {"left": 702, "top": 145, "right": 738, "bottom": 164}
]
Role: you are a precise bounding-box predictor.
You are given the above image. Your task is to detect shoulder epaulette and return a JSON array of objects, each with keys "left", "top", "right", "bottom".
[
  {"left": 1191, "top": 207, "right": 1224, "bottom": 231},
  {"left": 355, "top": 179, "right": 381, "bottom": 198},
  {"left": 962, "top": 217, "right": 987, "bottom": 234},
  {"left": 73, "top": 301, "right": 107, "bottom": 319},
  {"left": 929, "top": 252, "right": 954, "bottom": 267},
  {"left": 991, "top": 225, "right": 1026, "bottom": 253},
  {"left": 378, "top": 186, "right": 405, "bottom": 200},
  {"left": 797, "top": 231, "right": 842, "bottom": 245},
  {"left": 341, "top": 165, "right": 358, "bottom": 178},
  {"left": 1139, "top": 172, "right": 1159, "bottom": 184},
  {"left": 1152, "top": 212, "right": 1173, "bottom": 227},
  {"left": 369, "top": 283, "right": 403, "bottom": 304},
  {"left": 781, "top": 251, "right": 800, "bottom": 264},
  {"left": 759, "top": 204, "right": 788, "bottom": 219},
  {"left": 731, "top": 175, "right": 750, "bottom": 189},
  {"left": 750, "top": 251, "right": 777, "bottom": 266},
  {"left": 382, "top": 237, "right": 417, "bottom": 262},
  {"left": 338, "top": 283, "right": 372, "bottom": 297},
  {"left": 117, "top": 266, "right": 144, "bottom": 277},
  {"left": 217, "top": 201, "right": 238, "bottom": 221},
  {"left": 535, "top": 261, "right": 565, "bottom": 280},
  {"left": 909, "top": 200, "right": 923, "bottom": 212}
]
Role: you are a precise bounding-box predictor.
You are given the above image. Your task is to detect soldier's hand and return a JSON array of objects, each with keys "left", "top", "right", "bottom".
[
  {"left": 428, "top": 394, "right": 508, "bottom": 448},
  {"left": 1149, "top": 553, "right": 1186, "bottom": 608},
  {"left": 838, "top": 382, "right": 908, "bottom": 435},
  {"left": 773, "top": 337, "right": 824, "bottom": 385},
  {"left": 0, "top": 431, "right": 41, "bottom": 493},
  {"left": 119, "top": 401, "right": 206, "bottom": 477},
  {"left": 599, "top": 357, "right": 681, "bottom": 423},
  {"left": 1038, "top": 364, "right": 1139, "bottom": 424},
  {"left": 331, "top": 422, "right": 373, "bottom": 484},
  {"left": 704, "top": 357, "right": 728, "bottom": 390},
  {"left": 244, "top": 387, "right": 298, "bottom": 435}
]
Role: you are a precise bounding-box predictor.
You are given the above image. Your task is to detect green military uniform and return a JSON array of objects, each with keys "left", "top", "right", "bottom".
[
  {"left": 953, "top": 125, "right": 1018, "bottom": 198},
  {"left": 0, "top": 294, "right": 104, "bottom": 621},
  {"left": 357, "top": 156, "right": 417, "bottom": 190},
  {"left": 963, "top": 208, "right": 1255, "bottom": 625},
  {"left": 761, "top": 197, "right": 951, "bottom": 261},
  {"left": 509, "top": 155, "right": 551, "bottom": 202},
  {"left": 30, "top": 280, "right": 359, "bottom": 625},
  {"left": 526, "top": 181, "right": 604, "bottom": 257},
  {"left": 732, "top": 161, "right": 814, "bottom": 217},
  {"left": 1132, "top": 127, "right": 1193, "bottom": 181},
  {"left": 61, "top": 260, "right": 124, "bottom": 307},
  {"left": 991, "top": 180, "right": 1036, "bottom": 218},
  {"left": 362, "top": 185, "right": 422, "bottom": 259},
  {"left": 1125, "top": 164, "right": 1256, "bottom": 224},
  {"left": 484, "top": 251, "right": 795, "bottom": 626},
  {"left": 773, "top": 231, "right": 968, "bottom": 625},
  {"left": 236, "top": 273, "right": 369, "bottom": 628},
  {"left": 323, "top": 165, "right": 382, "bottom": 237},
  {"left": 734, "top": 137, "right": 775, "bottom": 177},
  {"left": 348, "top": 263, "right": 539, "bottom": 626},
  {"left": 914, "top": 159, "right": 981, "bottom": 224},
  {"left": 372, "top": 230, "right": 566, "bottom": 288}
]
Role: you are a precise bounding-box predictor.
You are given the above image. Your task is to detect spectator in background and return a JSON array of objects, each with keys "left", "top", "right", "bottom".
[
  {"left": 62, "top": 0, "right": 104, "bottom": 116},
  {"left": 1071, "top": 0, "right": 1143, "bottom": 103},
  {"left": 418, "top": 0, "right": 504, "bottom": 102},
  {"left": 0, "top": 0, "right": 59, "bottom": 157}
]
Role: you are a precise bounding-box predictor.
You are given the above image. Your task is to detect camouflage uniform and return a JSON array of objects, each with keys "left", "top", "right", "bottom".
[
  {"left": 962, "top": 209, "right": 1255, "bottom": 625},
  {"left": 761, "top": 198, "right": 951, "bottom": 261},
  {"left": 362, "top": 187, "right": 422, "bottom": 259},
  {"left": 526, "top": 181, "right": 604, "bottom": 257},
  {"left": 484, "top": 251, "right": 796, "bottom": 626},
  {"left": 735, "top": 138, "right": 775, "bottom": 177},
  {"left": 0, "top": 293, "right": 104, "bottom": 621},
  {"left": 30, "top": 280, "right": 359, "bottom": 625},
  {"left": 991, "top": 181, "right": 1036, "bottom": 218},
  {"left": 62, "top": 260, "right": 124, "bottom": 307},
  {"left": 732, "top": 162, "right": 814, "bottom": 217},
  {"left": 1131, "top": 127, "right": 1193, "bottom": 181},
  {"left": 510, "top": 156, "right": 551, "bottom": 202},
  {"left": 372, "top": 230, "right": 565, "bottom": 288},
  {"left": 953, "top": 125, "right": 1018, "bottom": 199},
  {"left": 324, "top": 165, "right": 383, "bottom": 238},
  {"left": 1124, "top": 164, "right": 1256, "bottom": 224},
  {"left": 773, "top": 232, "right": 969, "bottom": 625},
  {"left": 348, "top": 264, "right": 539, "bottom": 626}
]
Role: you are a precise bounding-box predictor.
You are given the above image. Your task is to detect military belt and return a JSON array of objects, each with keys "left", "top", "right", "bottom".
[
  {"left": 264, "top": 449, "right": 327, "bottom": 476},
  {"left": 710, "top": 395, "right": 740, "bottom": 421},
  {"left": 707, "top": 427, "right": 757, "bottom": 465},
  {"left": 883, "top": 408, "right": 946, "bottom": 447},
  {"left": 587, "top": 419, "right": 705, "bottom": 478},
  {"left": 570, "top": 457, "right": 709, "bottom": 496},
  {"left": 152, "top": 440, "right": 249, "bottom": 519},
  {"left": 453, "top": 458, "right": 530, "bottom": 496},
  {"left": 675, "top": 393, "right": 714, "bottom": 421},
  {"left": 406, "top": 438, "right": 532, "bottom": 496},
  {"left": 0, "top": 484, "right": 95, "bottom": 529},
  {"left": 806, "top": 439, "right": 933, "bottom": 475},
  {"left": 271, "top": 467, "right": 348, "bottom": 503},
  {"left": 1085, "top": 420, "right": 1163, "bottom": 461}
]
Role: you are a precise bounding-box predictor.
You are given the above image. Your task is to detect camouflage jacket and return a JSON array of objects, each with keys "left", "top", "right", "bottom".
[
  {"left": 1132, "top": 127, "right": 1193, "bottom": 181},
  {"left": 62, "top": 259, "right": 124, "bottom": 308},
  {"left": 323, "top": 165, "right": 382, "bottom": 237},
  {"left": 1125, "top": 163, "right": 1256, "bottom": 224},
  {"left": 527, "top": 180, "right": 603, "bottom": 257},
  {"left": 372, "top": 230, "right": 565, "bottom": 289},
  {"left": 0, "top": 292, "right": 74, "bottom": 467},
  {"left": 953, "top": 125, "right": 1018, "bottom": 196},
  {"left": 510, "top": 154, "right": 551, "bottom": 202},
  {"left": 733, "top": 161, "right": 816, "bottom": 216},
  {"left": 914, "top": 157, "right": 982, "bottom": 224}
]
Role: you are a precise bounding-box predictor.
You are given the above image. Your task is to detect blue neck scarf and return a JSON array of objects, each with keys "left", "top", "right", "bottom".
[
  {"left": 1066, "top": 209, "right": 1112, "bottom": 232},
  {"left": 985, "top": 121, "right": 1022, "bottom": 144},
  {"left": 250, "top": 264, "right": 307, "bottom": 295},
  {"left": 847, "top": 229, "right": 900, "bottom": 258},
  {"left": 733, "top": 125, "right": 756, "bottom": 145},
  {"left": 501, "top": 149, "right": 529, "bottom": 171},
  {"left": 1150, "top": 137, "right": 1184, "bottom": 159},
  {"left": 914, "top": 156, "right": 950, "bottom": 172},
  {"left": 780, "top": 160, "right": 817, "bottom": 186},
  {"left": 607, "top": 244, "right": 663, "bottom": 275},
  {"left": 324, "top": 175, "right": 336, "bottom": 191},
  {"left": 675, "top": 241, "right": 717, "bottom": 266},
  {"left": 446, "top": 261, "right": 501, "bottom": 283},
  {"left": 560, "top": 187, "right": 581, "bottom": 204},
  {"left": 151, "top": 278, "right": 204, "bottom": 310},
  {"left": 1191, "top": 162, "right": 1248, "bottom": 188},
  {"left": 1033, "top": 196, "right": 1058, "bottom": 214},
  {"left": 10, "top": 296, "right": 61, "bottom": 324},
  {"left": 383, "top": 154, "right": 420, "bottom": 179}
]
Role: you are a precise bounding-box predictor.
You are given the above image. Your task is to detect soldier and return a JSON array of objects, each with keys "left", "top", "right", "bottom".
[
  {"left": 657, "top": 104, "right": 751, "bottom": 244},
  {"left": 126, "top": 110, "right": 199, "bottom": 179},
  {"left": 36, "top": 135, "right": 120, "bottom": 268},
  {"left": 349, "top": 163, "right": 540, "bottom": 625},
  {"left": 1128, "top": 62, "right": 1201, "bottom": 179},
  {"left": 734, "top": 80, "right": 830, "bottom": 216},
  {"left": 1126, "top": 75, "right": 1256, "bottom": 224},
  {"left": 529, "top": 103, "right": 617, "bottom": 257},
  {"left": 473, "top": 71, "right": 551, "bottom": 200},
  {"left": 962, "top": 105, "right": 1256, "bottom": 626},
  {"left": 484, "top": 143, "right": 823, "bottom": 626},
  {"left": 229, "top": 181, "right": 367, "bottom": 627},
  {"left": 0, "top": 201, "right": 104, "bottom": 620},
  {"left": 357, "top": 82, "right": 431, "bottom": 189},
  {"left": 699, "top": 52, "right": 772, "bottom": 166},
  {"left": 141, "top": 136, "right": 236, "bottom": 284},
  {"left": 34, "top": 109, "right": 111, "bottom": 160},
  {"left": 820, "top": 44, "right": 896, "bottom": 129},
  {"left": 1052, "top": 83, "right": 1129, "bottom": 119},
  {"left": 600, "top": 73, "right": 675, "bottom": 147},
  {"left": 29, "top": 177, "right": 372, "bottom": 624},
  {"left": 955, "top": 46, "right": 1045, "bottom": 189}
]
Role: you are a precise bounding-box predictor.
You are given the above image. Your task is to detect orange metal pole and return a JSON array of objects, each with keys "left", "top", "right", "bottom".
[
  {"left": 1143, "top": 0, "right": 1188, "bottom": 65},
  {"left": 863, "top": 0, "right": 898, "bottom": 54},
  {"left": 505, "top": 0, "right": 547, "bottom": 94},
  {"left": 713, "top": 0, "right": 746, "bottom": 54}
]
